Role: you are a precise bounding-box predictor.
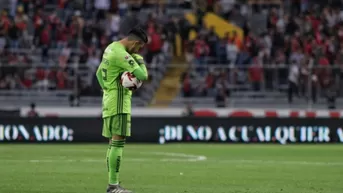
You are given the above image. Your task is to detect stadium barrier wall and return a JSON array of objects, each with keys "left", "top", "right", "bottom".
[{"left": 0, "top": 117, "right": 343, "bottom": 144}]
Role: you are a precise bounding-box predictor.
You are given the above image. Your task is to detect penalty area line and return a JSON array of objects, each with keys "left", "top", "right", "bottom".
[
  {"left": 0, "top": 152, "right": 208, "bottom": 163},
  {"left": 148, "top": 152, "right": 207, "bottom": 162}
]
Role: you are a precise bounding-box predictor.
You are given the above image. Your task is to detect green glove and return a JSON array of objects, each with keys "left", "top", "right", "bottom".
[{"left": 131, "top": 54, "right": 145, "bottom": 65}]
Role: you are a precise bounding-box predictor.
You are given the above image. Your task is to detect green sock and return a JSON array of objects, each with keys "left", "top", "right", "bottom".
[{"left": 108, "top": 140, "right": 125, "bottom": 185}]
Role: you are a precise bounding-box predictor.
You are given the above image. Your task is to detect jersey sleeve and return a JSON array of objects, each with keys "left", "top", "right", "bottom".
[
  {"left": 96, "top": 68, "right": 105, "bottom": 89},
  {"left": 115, "top": 50, "right": 140, "bottom": 73}
]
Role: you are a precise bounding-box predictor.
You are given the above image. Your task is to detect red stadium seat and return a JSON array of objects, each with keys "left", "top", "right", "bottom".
[
  {"left": 305, "top": 111, "right": 316, "bottom": 118},
  {"left": 289, "top": 111, "right": 299, "bottom": 117},
  {"left": 228, "top": 111, "right": 254, "bottom": 117},
  {"left": 329, "top": 112, "right": 340, "bottom": 118},
  {"left": 264, "top": 111, "right": 278, "bottom": 117}
]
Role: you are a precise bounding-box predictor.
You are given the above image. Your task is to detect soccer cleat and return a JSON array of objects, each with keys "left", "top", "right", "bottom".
[{"left": 107, "top": 184, "right": 133, "bottom": 193}]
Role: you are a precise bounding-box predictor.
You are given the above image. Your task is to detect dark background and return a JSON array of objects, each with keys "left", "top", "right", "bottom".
[{"left": 0, "top": 117, "right": 342, "bottom": 144}]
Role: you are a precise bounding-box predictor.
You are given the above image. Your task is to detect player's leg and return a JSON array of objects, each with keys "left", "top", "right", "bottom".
[
  {"left": 103, "top": 116, "right": 113, "bottom": 190},
  {"left": 103, "top": 114, "right": 132, "bottom": 193}
]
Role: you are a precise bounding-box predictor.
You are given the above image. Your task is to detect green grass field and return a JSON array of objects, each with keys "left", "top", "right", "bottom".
[{"left": 0, "top": 144, "right": 342, "bottom": 193}]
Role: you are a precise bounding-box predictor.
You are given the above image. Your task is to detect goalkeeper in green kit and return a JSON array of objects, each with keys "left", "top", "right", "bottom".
[{"left": 96, "top": 26, "right": 148, "bottom": 193}]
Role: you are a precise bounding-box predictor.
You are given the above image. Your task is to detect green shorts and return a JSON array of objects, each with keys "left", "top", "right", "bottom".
[{"left": 102, "top": 114, "right": 131, "bottom": 138}]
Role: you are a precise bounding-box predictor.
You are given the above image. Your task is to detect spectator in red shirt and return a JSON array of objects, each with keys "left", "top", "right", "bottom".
[
  {"left": 35, "top": 67, "right": 46, "bottom": 81},
  {"left": 21, "top": 73, "right": 32, "bottom": 89},
  {"left": 146, "top": 25, "right": 163, "bottom": 64},
  {"left": 249, "top": 58, "right": 263, "bottom": 91},
  {"left": 56, "top": 68, "right": 67, "bottom": 89},
  {"left": 194, "top": 37, "right": 209, "bottom": 67},
  {"left": 48, "top": 11, "right": 61, "bottom": 46},
  {"left": 303, "top": 36, "right": 313, "bottom": 55},
  {"left": 40, "top": 26, "right": 51, "bottom": 46},
  {"left": 15, "top": 6, "right": 28, "bottom": 30},
  {"left": 319, "top": 55, "right": 329, "bottom": 66},
  {"left": 0, "top": 10, "right": 10, "bottom": 33},
  {"left": 33, "top": 9, "right": 44, "bottom": 46},
  {"left": 56, "top": 23, "right": 69, "bottom": 49}
]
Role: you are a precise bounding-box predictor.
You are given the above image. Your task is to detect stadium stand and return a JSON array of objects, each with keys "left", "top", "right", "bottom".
[
  {"left": 1, "top": 0, "right": 343, "bottom": 109},
  {"left": 0, "top": 0, "right": 189, "bottom": 107},
  {"left": 176, "top": 0, "right": 343, "bottom": 109}
]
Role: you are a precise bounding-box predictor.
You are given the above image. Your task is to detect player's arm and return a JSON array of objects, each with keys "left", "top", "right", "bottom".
[
  {"left": 131, "top": 54, "right": 148, "bottom": 81},
  {"left": 116, "top": 51, "right": 148, "bottom": 81},
  {"left": 96, "top": 67, "right": 105, "bottom": 89}
]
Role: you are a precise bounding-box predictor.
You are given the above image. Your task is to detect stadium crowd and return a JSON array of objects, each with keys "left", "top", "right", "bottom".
[
  {"left": 181, "top": 0, "right": 343, "bottom": 108},
  {"left": 0, "top": 0, "right": 181, "bottom": 96},
  {"left": 1, "top": 0, "right": 343, "bottom": 108}
]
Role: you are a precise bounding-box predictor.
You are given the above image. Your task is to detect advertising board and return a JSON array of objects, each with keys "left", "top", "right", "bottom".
[{"left": 1, "top": 118, "right": 342, "bottom": 144}]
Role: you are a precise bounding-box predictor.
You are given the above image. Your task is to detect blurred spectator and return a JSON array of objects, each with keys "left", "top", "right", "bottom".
[
  {"left": 288, "top": 60, "right": 300, "bottom": 103},
  {"left": 40, "top": 25, "right": 50, "bottom": 62},
  {"left": 33, "top": 8, "right": 44, "bottom": 45},
  {"left": 56, "top": 22, "right": 69, "bottom": 49},
  {"left": 182, "top": 103, "right": 194, "bottom": 117},
  {"left": 248, "top": 58, "right": 263, "bottom": 91},
  {"left": 109, "top": 12, "right": 120, "bottom": 41},
  {"left": 194, "top": 37, "right": 209, "bottom": 67},
  {"left": 69, "top": 71, "right": 82, "bottom": 107},
  {"left": 86, "top": 51, "right": 100, "bottom": 86},
  {"left": 226, "top": 38, "right": 238, "bottom": 65},
  {"left": 324, "top": 75, "right": 338, "bottom": 109},
  {"left": 94, "top": 0, "right": 110, "bottom": 21},
  {"left": 181, "top": 72, "right": 193, "bottom": 97},
  {"left": 175, "top": 0, "right": 343, "bottom": 107},
  {"left": 147, "top": 25, "right": 163, "bottom": 65},
  {"left": 0, "top": 1, "right": 174, "bottom": 109},
  {"left": 215, "top": 88, "right": 227, "bottom": 108},
  {"left": 118, "top": 0, "right": 128, "bottom": 17},
  {"left": 207, "top": 26, "right": 219, "bottom": 60},
  {"left": 14, "top": 6, "right": 28, "bottom": 34},
  {"left": 21, "top": 72, "right": 33, "bottom": 89},
  {"left": 59, "top": 44, "right": 71, "bottom": 68},
  {"left": 8, "top": 21, "right": 20, "bottom": 51},
  {"left": 1, "top": 0, "right": 343, "bottom": 108},
  {"left": 27, "top": 103, "right": 39, "bottom": 117}
]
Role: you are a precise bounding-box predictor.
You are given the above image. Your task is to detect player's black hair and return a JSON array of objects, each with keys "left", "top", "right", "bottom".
[{"left": 127, "top": 26, "right": 148, "bottom": 44}]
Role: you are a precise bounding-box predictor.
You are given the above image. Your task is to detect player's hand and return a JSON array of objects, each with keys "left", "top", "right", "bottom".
[{"left": 131, "top": 54, "right": 145, "bottom": 65}]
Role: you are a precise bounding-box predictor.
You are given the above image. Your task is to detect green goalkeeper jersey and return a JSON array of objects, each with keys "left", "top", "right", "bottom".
[{"left": 96, "top": 42, "right": 141, "bottom": 118}]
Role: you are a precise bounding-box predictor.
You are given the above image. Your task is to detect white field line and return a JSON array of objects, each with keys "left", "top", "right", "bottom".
[
  {"left": 147, "top": 152, "right": 207, "bottom": 162},
  {"left": 0, "top": 152, "right": 207, "bottom": 163}
]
